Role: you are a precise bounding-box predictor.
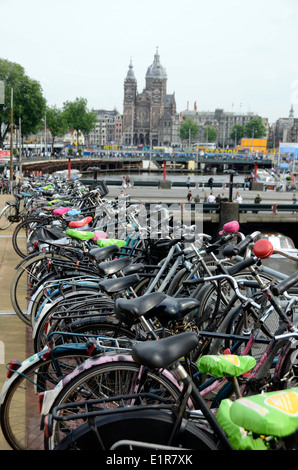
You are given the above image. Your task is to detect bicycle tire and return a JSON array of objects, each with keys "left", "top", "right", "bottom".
[
  {"left": 224, "top": 300, "right": 280, "bottom": 359},
  {"left": 10, "top": 253, "right": 91, "bottom": 326},
  {"left": 0, "top": 349, "right": 92, "bottom": 450},
  {"left": 193, "top": 271, "right": 275, "bottom": 329},
  {"left": 277, "top": 343, "right": 298, "bottom": 390},
  {"left": 29, "top": 272, "right": 101, "bottom": 326},
  {"left": 44, "top": 360, "right": 183, "bottom": 450},
  {"left": 52, "top": 408, "right": 218, "bottom": 450},
  {"left": 12, "top": 216, "right": 50, "bottom": 258},
  {"left": 33, "top": 291, "right": 113, "bottom": 351},
  {"left": 0, "top": 204, "right": 17, "bottom": 230}
]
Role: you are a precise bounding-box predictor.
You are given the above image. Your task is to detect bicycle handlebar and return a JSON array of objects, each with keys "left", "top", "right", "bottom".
[
  {"left": 226, "top": 256, "right": 257, "bottom": 276},
  {"left": 222, "top": 235, "right": 254, "bottom": 257},
  {"left": 183, "top": 273, "right": 261, "bottom": 309},
  {"left": 270, "top": 270, "right": 298, "bottom": 296},
  {"left": 222, "top": 231, "right": 262, "bottom": 258}
]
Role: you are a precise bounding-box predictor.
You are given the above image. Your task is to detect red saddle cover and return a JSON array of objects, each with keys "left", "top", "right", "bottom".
[{"left": 68, "top": 216, "right": 93, "bottom": 228}]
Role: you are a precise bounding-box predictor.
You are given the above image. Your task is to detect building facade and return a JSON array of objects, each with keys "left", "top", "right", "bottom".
[
  {"left": 181, "top": 107, "right": 268, "bottom": 147},
  {"left": 87, "top": 109, "right": 122, "bottom": 147},
  {"left": 122, "top": 50, "right": 176, "bottom": 147}
]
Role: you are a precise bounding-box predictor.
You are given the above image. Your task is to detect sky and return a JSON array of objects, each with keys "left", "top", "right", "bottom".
[{"left": 1, "top": 0, "right": 298, "bottom": 124}]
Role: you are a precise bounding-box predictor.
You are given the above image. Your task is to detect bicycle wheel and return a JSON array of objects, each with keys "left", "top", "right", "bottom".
[
  {"left": 10, "top": 253, "right": 89, "bottom": 326},
  {"left": 52, "top": 408, "right": 218, "bottom": 450},
  {"left": 277, "top": 343, "right": 298, "bottom": 390},
  {"left": 0, "top": 204, "right": 17, "bottom": 230},
  {"left": 33, "top": 298, "right": 117, "bottom": 353},
  {"left": 0, "top": 349, "right": 92, "bottom": 450},
  {"left": 224, "top": 300, "right": 280, "bottom": 359},
  {"left": 193, "top": 271, "right": 275, "bottom": 330},
  {"left": 44, "top": 360, "right": 183, "bottom": 450},
  {"left": 12, "top": 216, "right": 50, "bottom": 259},
  {"left": 29, "top": 273, "right": 101, "bottom": 326}
]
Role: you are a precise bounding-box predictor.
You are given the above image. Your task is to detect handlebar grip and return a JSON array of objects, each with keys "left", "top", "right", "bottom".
[
  {"left": 227, "top": 256, "right": 256, "bottom": 276},
  {"left": 233, "top": 235, "right": 254, "bottom": 255},
  {"left": 153, "top": 238, "right": 179, "bottom": 249},
  {"left": 222, "top": 244, "right": 238, "bottom": 257},
  {"left": 222, "top": 235, "right": 253, "bottom": 257},
  {"left": 183, "top": 277, "right": 206, "bottom": 286},
  {"left": 205, "top": 237, "right": 228, "bottom": 254},
  {"left": 271, "top": 270, "right": 298, "bottom": 296}
]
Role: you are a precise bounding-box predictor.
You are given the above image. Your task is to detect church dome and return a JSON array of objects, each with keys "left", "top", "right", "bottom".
[{"left": 146, "top": 49, "right": 167, "bottom": 79}]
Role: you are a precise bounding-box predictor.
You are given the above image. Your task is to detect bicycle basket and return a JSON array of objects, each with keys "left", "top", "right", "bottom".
[
  {"left": 93, "top": 180, "right": 109, "bottom": 197},
  {"left": 149, "top": 239, "right": 172, "bottom": 262}
]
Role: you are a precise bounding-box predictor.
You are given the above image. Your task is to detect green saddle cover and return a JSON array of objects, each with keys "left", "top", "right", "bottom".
[
  {"left": 216, "top": 399, "right": 268, "bottom": 450},
  {"left": 65, "top": 229, "right": 95, "bottom": 240},
  {"left": 96, "top": 238, "right": 126, "bottom": 248},
  {"left": 230, "top": 388, "right": 298, "bottom": 438},
  {"left": 197, "top": 355, "right": 256, "bottom": 378},
  {"left": 47, "top": 199, "right": 61, "bottom": 206}
]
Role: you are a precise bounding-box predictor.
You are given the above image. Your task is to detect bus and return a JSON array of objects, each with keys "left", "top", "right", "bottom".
[{"left": 193, "top": 143, "right": 216, "bottom": 150}]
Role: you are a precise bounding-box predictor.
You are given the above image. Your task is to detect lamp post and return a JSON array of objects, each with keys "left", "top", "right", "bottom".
[
  {"left": 10, "top": 88, "right": 14, "bottom": 192},
  {"left": 251, "top": 127, "right": 255, "bottom": 154},
  {"left": 227, "top": 169, "right": 236, "bottom": 202}
]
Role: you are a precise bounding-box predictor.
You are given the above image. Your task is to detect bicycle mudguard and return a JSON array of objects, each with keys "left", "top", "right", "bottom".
[
  {"left": 40, "top": 353, "right": 189, "bottom": 417},
  {"left": 0, "top": 345, "right": 85, "bottom": 403}
]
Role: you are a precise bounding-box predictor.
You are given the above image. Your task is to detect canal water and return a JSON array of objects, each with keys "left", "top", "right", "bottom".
[{"left": 111, "top": 171, "right": 251, "bottom": 185}]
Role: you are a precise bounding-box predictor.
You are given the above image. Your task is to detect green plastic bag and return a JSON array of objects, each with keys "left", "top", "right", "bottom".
[
  {"left": 216, "top": 399, "right": 268, "bottom": 450},
  {"left": 197, "top": 355, "right": 256, "bottom": 378},
  {"left": 230, "top": 388, "right": 298, "bottom": 438}
]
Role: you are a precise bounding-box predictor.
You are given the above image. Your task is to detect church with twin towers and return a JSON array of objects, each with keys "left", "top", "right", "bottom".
[{"left": 122, "top": 49, "right": 177, "bottom": 148}]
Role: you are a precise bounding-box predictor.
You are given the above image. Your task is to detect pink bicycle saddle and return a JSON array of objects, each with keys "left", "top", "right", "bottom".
[
  {"left": 92, "top": 232, "right": 108, "bottom": 240},
  {"left": 53, "top": 207, "right": 71, "bottom": 216}
]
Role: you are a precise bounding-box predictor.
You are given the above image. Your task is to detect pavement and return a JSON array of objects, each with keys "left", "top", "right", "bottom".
[
  {"left": 0, "top": 195, "right": 28, "bottom": 450},
  {"left": 105, "top": 183, "right": 297, "bottom": 204},
  {"left": 0, "top": 185, "right": 295, "bottom": 450}
]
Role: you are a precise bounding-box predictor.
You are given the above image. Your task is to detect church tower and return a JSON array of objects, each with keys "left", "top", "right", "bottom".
[
  {"left": 123, "top": 60, "right": 137, "bottom": 146},
  {"left": 145, "top": 48, "right": 168, "bottom": 145}
]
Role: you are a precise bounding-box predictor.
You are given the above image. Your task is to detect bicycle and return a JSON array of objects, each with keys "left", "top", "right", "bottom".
[
  {"left": 38, "top": 258, "right": 298, "bottom": 448},
  {"left": 0, "top": 331, "right": 137, "bottom": 450},
  {"left": 0, "top": 193, "right": 34, "bottom": 230},
  {"left": 42, "top": 332, "right": 298, "bottom": 450}
]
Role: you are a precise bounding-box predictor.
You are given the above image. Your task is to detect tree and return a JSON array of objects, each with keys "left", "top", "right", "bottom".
[
  {"left": 179, "top": 118, "right": 199, "bottom": 145},
  {"left": 204, "top": 125, "right": 217, "bottom": 143},
  {"left": 230, "top": 124, "right": 245, "bottom": 145},
  {"left": 0, "top": 58, "right": 46, "bottom": 149},
  {"left": 244, "top": 118, "right": 266, "bottom": 139},
  {"left": 46, "top": 106, "right": 67, "bottom": 153},
  {"left": 63, "top": 98, "right": 97, "bottom": 152}
]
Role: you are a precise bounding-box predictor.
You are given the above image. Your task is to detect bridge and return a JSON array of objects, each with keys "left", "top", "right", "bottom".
[{"left": 9, "top": 152, "right": 273, "bottom": 175}]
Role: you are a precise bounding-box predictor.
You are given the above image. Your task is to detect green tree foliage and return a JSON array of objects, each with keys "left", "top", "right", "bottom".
[
  {"left": 46, "top": 105, "right": 67, "bottom": 152},
  {"left": 179, "top": 118, "right": 199, "bottom": 143},
  {"left": 63, "top": 98, "right": 97, "bottom": 150},
  {"left": 204, "top": 125, "right": 217, "bottom": 143},
  {"left": 229, "top": 124, "right": 245, "bottom": 144},
  {"left": 0, "top": 58, "right": 46, "bottom": 148},
  {"left": 244, "top": 118, "right": 266, "bottom": 139}
]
